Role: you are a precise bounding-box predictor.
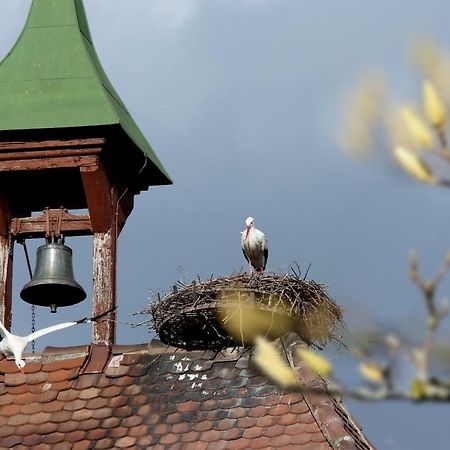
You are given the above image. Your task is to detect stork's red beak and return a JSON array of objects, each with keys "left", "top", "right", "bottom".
[{"left": 245, "top": 225, "right": 251, "bottom": 238}]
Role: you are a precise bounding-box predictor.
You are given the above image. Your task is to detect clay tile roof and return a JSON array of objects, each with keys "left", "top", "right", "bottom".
[{"left": 0, "top": 335, "right": 375, "bottom": 449}]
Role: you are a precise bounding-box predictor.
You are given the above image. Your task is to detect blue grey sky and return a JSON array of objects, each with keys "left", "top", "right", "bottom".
[{"left": 2, "top": 1, "right": 450, "bottom": 448}]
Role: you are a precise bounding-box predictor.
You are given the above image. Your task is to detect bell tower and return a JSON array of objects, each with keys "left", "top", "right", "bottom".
[{"left": 0, "top": 0, "right": 171, "bottom": 343}]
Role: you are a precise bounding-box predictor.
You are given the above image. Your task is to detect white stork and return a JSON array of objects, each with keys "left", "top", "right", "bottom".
[
  {"left": 0, "top": 307, "right": 116, "bottom": 371},
  {"left": 241, "top": 217, "right": 268, "bottom": 272}
]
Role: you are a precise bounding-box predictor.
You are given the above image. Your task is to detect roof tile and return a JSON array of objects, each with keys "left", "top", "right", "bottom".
[
  {"left": 181, "top": 431, "right": 201, "bottom": 443},
  {"left": 8, "top": 383, "right": 30, "bottom": 395},
  {"left": 114, "top": 404, "right": 134, "bottom": 418},
  {"left": 20, "top": 434, "right": 44, "bottom": 446},
  {"left": 128, "top": 424, "right": 151, "bottom": 438},
  {"left": 215, "top": 418, "right": 238, "bottom": 431},
  {"left": 100, "top": 416, "right": 122, "bottom": 429},
  {"left": 78, "top": 418, "right": 101, "bottom": 432},
  {"left": 71, "top": 408, "right": 94, "bottom": 421},
  {"left": 115, "top": 436, "right": 137, "bottom": 448},
  {"left": 37, "top": 389, "right": 58, "bottom": 403},
  {"left": 42, "top": 432, "right": 66, "bottom": 444},
  {"left": 92, "top": 407, "right": 113, "bottom": 420},
  {"left": 71, "top": 440, "right": 92, "bottom": 450},
  {"left": 50, "top": 410, "right": 73, "bottom": 424},
  {"left": 221, "top": 427, "right": 245, "bottom": 441},
  {"left": 72, "top": 373, "right": 100, "bottom": 389},
  {"left": 64, "top": 430, "right": 86, "bottom": 443},
  {"left": 36, "top": 422, "right": 59, "bottom": 434},
  {"left": 7, "top": 413, "right": 29, "bottom": 426},
  {"left": 256, "top": 415, "right": 276, "bottom": 428},
  {"left": 1, "top": 403, "right": 22, "bottom": 417},
  {"left": 137, "top": 403, "right": 151, "bottom": 417},
  {"left": 62, "top": 399, "right": 86, "bottom": 411},
  {"left": 41, "top": 400, "right": 63, "bottom": 413},
  {"left": 251, "top": 436, "right": 274, "bottom": 449},
  {"left": 0, "top": 435, "right": 22, "bottom": 447},
  {"left": 199, "top": 429, "right": 224, "bottom": 443},
  {"left": 0, "top": 359, "right": 20, "bottom": 373},
  {"left": 28, "top": 412, "right": 52, "bottom": 425},
  {"left": 237, "top": 416, "right": 259, "bottom": 428},
  {"left": 47, "top": 368, "right": 78, "bottom": 383},
  {"left": 159, "top": 433, "right": 179, "bottom": 445},
  {"left": 278, "top": 412, "right": 300, "bottom": 426},
  {"left": 193, "top": 420, "right": 214, "bottom": 432},
  {"left": 242, "top": 426, "right": 263, "bottom": 439},
  {"left": 261, "top": 423, "right": 285, "bottom": 438},
  {"left": 25, "top": 371, "right": 48, "bottom": 385},
  {"left": 22, "top": 362, "right": 42, "bottom": 374},
  {"left": 121, "top": 414, "right": 143, "bottom": 428},
  {"left": 57, "top": 389, "right": 79, "bottom": 402},
  {"left": 86, "top": 428, "right": 107, "bottom": 441},
  {"left": 109, "top": 426, "right": 129, "bottom": 439},
  {"left": 94, "top": 438, "right": 115, "bottom": 449},
  {"left": 290, "top": 430, "right": 315, "bottom": 445},
  {"left": 228, "top": 407, "right": 248, "bottom": 419},
  {"left": 0, "top": 425, "right": 15, "bottom": 438},
  {"left": 227, "top": 437, "right": 253, "bottom": 449},
  {"left": 57, "top": 419, "right": 83, "bottom": 433},
  {"left": 4, "top": 372, "right": 27, "bottom": 387},
  {"left": 20, "top": 402, "right": 41, "bottom": 414}
]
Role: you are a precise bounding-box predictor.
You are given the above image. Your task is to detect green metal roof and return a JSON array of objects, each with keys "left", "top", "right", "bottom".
[{"left": 0, "top": 0, "right": 171, "bottom": 184}]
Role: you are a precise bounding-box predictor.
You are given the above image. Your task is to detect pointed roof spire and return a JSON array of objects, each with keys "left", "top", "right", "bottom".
[{"left": 0, "top": 0, "right": 171, "bottom": 185}]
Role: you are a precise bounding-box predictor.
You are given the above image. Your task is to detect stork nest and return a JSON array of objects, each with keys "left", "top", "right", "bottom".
[{"left": 145, "top": 273, "right": 343, "bottom": 351}]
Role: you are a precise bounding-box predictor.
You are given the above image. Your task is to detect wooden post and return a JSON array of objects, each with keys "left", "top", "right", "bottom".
[
  {"left": 81, "top": 161, "right": 117, "bottom": 344},
  {"left": 0, "top": 194, "right": 12, "bottom": 329},
  {"left": 92, "top": 226, "right": 117, "bottom": 343},
  {"left": 0, "top": 236, "right": 13, "bottom": 330}
]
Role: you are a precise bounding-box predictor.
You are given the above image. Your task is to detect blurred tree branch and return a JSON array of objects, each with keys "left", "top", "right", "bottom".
[{"left": 409, "top": 251, "right": 450, "bottom": 380}]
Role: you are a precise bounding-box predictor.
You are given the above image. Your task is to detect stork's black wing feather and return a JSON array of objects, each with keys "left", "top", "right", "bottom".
[
  {"left": 263, "top": 248, "right": 269, "bottom": 271},
  {"left": 242, "top": 248, "right": 249, "bottom": 263}
]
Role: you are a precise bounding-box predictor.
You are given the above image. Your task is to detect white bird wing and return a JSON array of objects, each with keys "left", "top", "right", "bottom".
[
  {"left": 25, "top": 321, "right": 77, "bottom": 342},
  {"left": 0, "top": 320, "right": 9, "bottom": 339},
  {"left": 253, "top": 228, "right": 267, "bottom": 250},
  {"left": 254, "top": 228, "right": 268, "bottom": 269},
  {"left": 240, "top": 230, "right": 246, "bottom": 247}
]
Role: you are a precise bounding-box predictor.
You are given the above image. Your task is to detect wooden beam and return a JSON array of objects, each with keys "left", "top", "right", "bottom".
[
  {"left": 0, "top": 148, "right": 101, "bottom": 161},
  {"left": 80, "top": 161, "right": 113, "bottom": 234},
  {"left": 0, "top": 137, "right": 106, "bottom": 151},
  {"left": 0, "top": 155, "right": 99, "bottom": 172},
  {"left": 10, "top": 212, "right": 92, "bottom": 240}
]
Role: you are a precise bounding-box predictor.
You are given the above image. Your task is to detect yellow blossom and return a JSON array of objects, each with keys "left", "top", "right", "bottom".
[
  {"left": 423, "top": 80, "right": 447, "bottom": 128},
  {"left": 296, "top": 348, "right": 332, "bottom": 378},
  {"left": 359, "top": 361, "right": 385, "bottom": 383},
  {"left": 401, "top": 108, "right": 433, "bottom": 149},
  {"left": 393, "top": 146, "right": 435, "bottom": 183},
  {"left": 253, "top": 336, "right": 298, "bottom": 387}
]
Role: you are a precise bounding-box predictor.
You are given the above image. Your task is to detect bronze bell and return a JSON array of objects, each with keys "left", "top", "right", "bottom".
[{"left": 20, "top": 242, "right": 87, "bottom": 313}]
